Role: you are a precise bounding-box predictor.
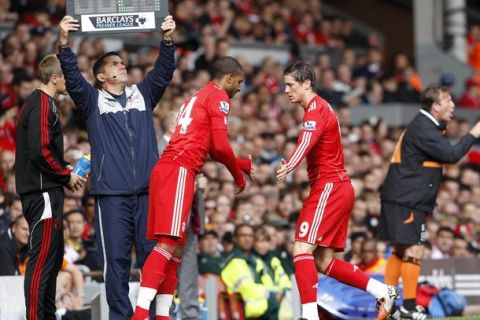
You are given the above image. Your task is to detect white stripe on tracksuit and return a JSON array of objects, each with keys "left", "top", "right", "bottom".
[
  {"left": 171, "top": 167, "right": 187, "bottom": 236},
  {"left": 307, "top": 182, "right": 333, "bottom": 244}
]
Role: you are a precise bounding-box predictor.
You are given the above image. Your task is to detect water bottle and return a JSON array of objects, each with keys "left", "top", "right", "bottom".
[{"left": 72, "top": 154, "right": 91, "bottom": 177}]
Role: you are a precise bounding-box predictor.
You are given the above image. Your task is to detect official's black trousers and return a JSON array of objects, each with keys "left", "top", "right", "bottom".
[{"left": 21, "top": 189, "right": 64, "bottom": 320}]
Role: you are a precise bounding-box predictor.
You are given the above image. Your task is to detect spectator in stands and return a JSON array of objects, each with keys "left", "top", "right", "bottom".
[
  {"left": 458, "top": 77, "right": 480, "bottom": 108},
  {"left": 0, "top": 214, "right": 28, "bottom": 275},
  {"left": 344, "top": 231, "right": 368, "bottom": 264},
  {"left": 3, "top": 193, "right": 23, "bottom": 221},
  {"left": 57, "top": 15, "right": 176, "bottom": 319},
  {"left": 354, "top": 47, "right": 384, "bottom": 80},
  {"left": 253, "top": 227, "right": 292, "bottom": 294},
  {"left": 64, "top": 209, "right": 86, "bottom": 263},
  {"left": 64, "top": 209, "right": 98, "bottom": 271},
  {"left": 451, "top": 234, "right": 474, "bottom": 258},
  {"left": 221, "top": 223, "right": 280, "bottom": 319},
  {"left": 198, "top": 230, "right": 223, "bottom": 275},
  {"left": 467, "top": 24, "right": 480, "bottom": 70},
  {"left": 431, "top": 226, "right": 455, "bottom": 259},
  {"left": 55, "top": 260, "right": 86, "bottom": 312},
  {"left": 379, "top": 85, "right": 480, "bottom": 320},
  {"left": 356, "top": 238, "right": 387, "bottom": 274}
]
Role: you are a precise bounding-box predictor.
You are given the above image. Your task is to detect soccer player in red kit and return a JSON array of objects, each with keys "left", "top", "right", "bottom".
[
  {"left": 276, "top": 62, "right": 398, "bottom": 320},
  {"left": 132, "top": 57, "right": 253, "bottom": 320}
]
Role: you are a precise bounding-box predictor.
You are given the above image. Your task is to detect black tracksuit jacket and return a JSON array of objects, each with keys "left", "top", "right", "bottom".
[
  {"left": 380, "top": 110, "right": 476, "bottom": 214},
  {"left": 15, "top": 89, "right": 71, "bottom": 196}
]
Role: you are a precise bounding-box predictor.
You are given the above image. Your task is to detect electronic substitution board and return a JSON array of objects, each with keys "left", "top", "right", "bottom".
[{"left": 66, "top": 0, "right": 169, "bottom": 34}]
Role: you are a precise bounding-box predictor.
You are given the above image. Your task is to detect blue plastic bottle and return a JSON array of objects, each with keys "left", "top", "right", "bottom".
[{"left": 72, "top": 154, "right": 91, "bottom": 177}]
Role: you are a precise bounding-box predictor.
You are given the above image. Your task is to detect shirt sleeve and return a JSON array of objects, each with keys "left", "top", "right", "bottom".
[
  {"left": 237, "top": 158, "right": 251, "bottom": 176},
  {"left": 209, "top": 131, "right": 246, "bottom": 188},
  {"left": 28, "top": 94, "right": 71, "bottom": 183},
  {"left": 138, "top": 42, "right": 176, "bottom": 109},
  {"left": 413, "top": 126, "right": 476, "bottom": 164},
  {"left": 57, "top": 48, "right": 97, "bottom": 118},
  {"left": 286, "top": 110, "right": 325, "bottom": 174}
]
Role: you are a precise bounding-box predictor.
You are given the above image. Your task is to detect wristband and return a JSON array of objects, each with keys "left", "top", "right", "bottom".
[
  {"left": 58, "top": 44, "right": 69, "bottom": 52},
  {"left": 162, "top": 38, "right": 174, "bottom": 46}
]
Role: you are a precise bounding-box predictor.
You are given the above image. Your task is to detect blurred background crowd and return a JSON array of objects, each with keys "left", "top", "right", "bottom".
[{"left": 0, "top": 0, "right": 480, "bottom": 315}]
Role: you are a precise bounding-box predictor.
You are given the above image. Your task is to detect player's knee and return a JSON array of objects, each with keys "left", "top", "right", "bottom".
[
  {"left": 292, "top": 240, "right": 315, "bottom": 256},
  {"left": 155, "top": 235, "right": 180, "bottom": 252},
  {"left": 314, "top": 257, "right": 331, "bottom": 274},
  {"left": 173, "top": 245, "right": 185, "bottom": 257},
  {"left": 402, "top": 256, "right": 422, "bottom": 266}
]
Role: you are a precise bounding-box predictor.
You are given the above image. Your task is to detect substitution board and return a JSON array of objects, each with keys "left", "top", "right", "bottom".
[{"left": 66, "top": 0, "right": 169, "bottom": 34}]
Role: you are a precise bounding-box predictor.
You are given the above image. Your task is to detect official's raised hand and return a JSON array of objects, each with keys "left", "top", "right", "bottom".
[
  {"left": 276, "top": 159, "right": 288, "bottom": 184},
  {"left": 248, "top": 154, "right": 257, "bottom": 181},
  {"left": 59, "top": 16, "right": 80, "bottom": 45},
  {"left": 161, "top": 15, "right": 176, "bottom": 39}
]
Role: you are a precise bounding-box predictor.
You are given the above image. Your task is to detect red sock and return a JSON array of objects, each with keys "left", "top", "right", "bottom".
[
  {"left": 140, "top": 247, "right": 173, "bottom": 289},
  {"left": 325, "top": 258, "right": 370, "bottom": 291},
  {"left": 293, "top": 253, "right": 318, "bottom": 304},
  {"left": 155, "top": 257, "right": 182, "bottom": 320},
  {"left": 157, "top": 256, "right": 182, "bottom": 294},
  {"left": 133, "top": 247, "right": 173, "bottom": 320}
]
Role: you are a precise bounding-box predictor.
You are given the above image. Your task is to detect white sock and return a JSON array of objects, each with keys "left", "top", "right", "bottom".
[
  {"left": 135, "top": 287, "right": 157, "bottom": 310},
  {"left": 155, "top": 294, "right": 174, "bottom": 316},
  {"left": 302, "top": 302, "right": 319, "bottom": 320},
  {"left": 366, "top": 278, "right": 388, "bottom": 299}
]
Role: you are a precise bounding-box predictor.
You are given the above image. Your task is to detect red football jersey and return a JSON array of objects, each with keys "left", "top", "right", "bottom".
[
  {"left": 161, "top": 81, "right": 233, "bottom": 174},
  {"left": 286, "top": 95, "right": 349, "bottom": 184}
]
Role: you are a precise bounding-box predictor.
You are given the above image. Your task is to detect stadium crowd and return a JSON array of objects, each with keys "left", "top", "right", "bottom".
[{"left": 0, "top": 0, "right": 479, "bottom": 316}]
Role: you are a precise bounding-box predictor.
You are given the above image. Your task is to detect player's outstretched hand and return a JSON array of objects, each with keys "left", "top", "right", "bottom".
[
  {"left": 59, "top": 16, "right": 80, "bottom": 45},
  {"left": 235, "top": 181, "right": 246, "bottom": 195},
  {"left": 276, "top": 159, "right": 288, "bottom": 184},
  {"left": 161, "top": 15, "right": 176, "bottom": 39}
]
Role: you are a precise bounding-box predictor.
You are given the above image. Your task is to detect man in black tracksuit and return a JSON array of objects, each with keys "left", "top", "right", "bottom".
[
  {"left": 378, "top": 85, "right": 480, "bottom": 320},
  {"left": 15, "top": 54, "right": 84, "bottom": 320}
]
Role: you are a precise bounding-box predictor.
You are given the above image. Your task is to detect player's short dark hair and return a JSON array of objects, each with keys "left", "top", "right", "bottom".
[
  {"left": 93, "top": 51, "right": 119, "bottom": 88},
  {"left": 421, "top": 85, "right": 449, "bottom": 111},
  {"left": 284, "top": 61, "right": 316, "bottom": 86},
  {"left": 212, "top": 56, "right": 244, "bottom": 80}
]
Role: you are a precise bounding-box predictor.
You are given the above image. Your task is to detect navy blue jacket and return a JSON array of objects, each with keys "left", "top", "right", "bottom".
[{"left": 58, "top": 43, "right": 175, "bottom": 195}]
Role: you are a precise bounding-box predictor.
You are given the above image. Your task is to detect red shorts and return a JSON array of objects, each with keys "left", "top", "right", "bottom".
[
  {"left": 147, "top": 159, "right": 195, "bottom": 242},
  {"left": 295, "top": 181, "right": 354, "bottom": 251}
]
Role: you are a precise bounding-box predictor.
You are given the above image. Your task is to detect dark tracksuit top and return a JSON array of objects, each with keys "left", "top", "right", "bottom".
[
  {"left": 15, "top": 89, "right": 71, "bottom": 320},
  {"left": 57, "top": 43, "right": 175, "bottom": 319},
  {"left": 380, "top": 110, "right": 476, "bottom": 214},
  {"left": 15, "top": 89, "right": 71, "bottom": 196}
]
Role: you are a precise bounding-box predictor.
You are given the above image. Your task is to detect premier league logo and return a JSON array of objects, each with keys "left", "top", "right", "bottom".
[
  {"left": 66, "top": 0, "right": 169, "bottom": 34},
  {"left": 84, "top": 13, "right": 155, "bottom": 32}
]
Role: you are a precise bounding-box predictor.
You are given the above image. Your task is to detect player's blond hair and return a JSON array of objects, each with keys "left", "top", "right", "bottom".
[{"left": 38, "top": 54, "right": 63, "bottom": 84}]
